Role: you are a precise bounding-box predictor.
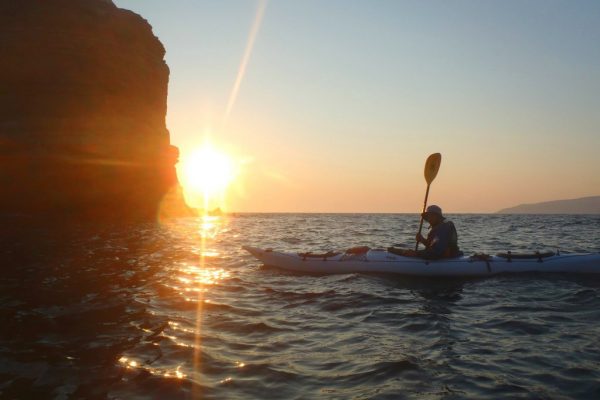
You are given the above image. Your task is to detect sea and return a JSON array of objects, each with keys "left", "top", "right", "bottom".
[{"left": 1, "top": 214, "right": 600, "bottom": 399}]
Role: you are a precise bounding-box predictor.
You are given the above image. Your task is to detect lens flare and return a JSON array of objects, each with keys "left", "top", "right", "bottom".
[{"left": 223, "top": 0, "right": 268, "bottom": 123}]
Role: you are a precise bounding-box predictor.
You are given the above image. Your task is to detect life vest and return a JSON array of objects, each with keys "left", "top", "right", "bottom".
[{"left": 428, "top": 220, "right": 461, "bottom": 258}]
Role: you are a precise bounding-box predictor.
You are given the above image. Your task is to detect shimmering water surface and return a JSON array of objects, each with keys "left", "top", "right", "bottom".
[{"left": 2, "top": 214, "right": 600, "bottom": 399}]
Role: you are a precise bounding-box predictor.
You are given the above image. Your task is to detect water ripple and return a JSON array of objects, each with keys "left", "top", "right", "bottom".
[{"left": 1, "top": 214, "right": 600, "bottom": 398}]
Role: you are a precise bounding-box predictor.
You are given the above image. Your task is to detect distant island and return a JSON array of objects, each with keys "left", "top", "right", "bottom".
[{"left": 497, "top": 196, "right": 600, "bottom": 214}]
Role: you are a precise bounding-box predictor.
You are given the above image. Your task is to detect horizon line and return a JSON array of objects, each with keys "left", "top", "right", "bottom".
[{"left": 199, "top": 211, "right": 600, "bottom": 215}]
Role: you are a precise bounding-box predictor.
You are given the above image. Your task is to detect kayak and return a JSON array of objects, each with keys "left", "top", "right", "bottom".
[{"left": 243, "top": 246, "right": 600, "bottom": 277}]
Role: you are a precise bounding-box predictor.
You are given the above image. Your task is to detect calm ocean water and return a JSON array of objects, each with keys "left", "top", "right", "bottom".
[{"left": 2, "top": 214, "right": 600, "bottom": 399}]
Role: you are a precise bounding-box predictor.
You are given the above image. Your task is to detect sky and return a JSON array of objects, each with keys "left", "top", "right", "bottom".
[{"left": 114, "top": 0, "right": 600, "bottom": 213}]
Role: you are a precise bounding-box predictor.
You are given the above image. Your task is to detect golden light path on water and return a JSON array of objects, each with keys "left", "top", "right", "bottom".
[
  {"left": 118, "top": 215, "right": 236, "bottom": 391},
  {"left": 193, "top": 215, "right": 228, "bottom": 396}
]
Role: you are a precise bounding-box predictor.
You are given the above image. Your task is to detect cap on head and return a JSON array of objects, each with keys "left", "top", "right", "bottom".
[{"left": 422, "top": 205, "right": 444, "bottom": 218}]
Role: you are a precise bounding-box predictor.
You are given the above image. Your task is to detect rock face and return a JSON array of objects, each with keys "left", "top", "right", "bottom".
[{"left": 0, "top": 0, "right": 187, "bottom": 221}]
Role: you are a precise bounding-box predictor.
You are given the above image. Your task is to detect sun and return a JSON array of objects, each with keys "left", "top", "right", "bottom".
[{"left": 180, "top": 144, "right": 236, "bottom": 208}]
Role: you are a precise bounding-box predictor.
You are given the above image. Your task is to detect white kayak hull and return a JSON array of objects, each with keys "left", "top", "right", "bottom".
[{"left": 243, "top": 246, "right": 600, "bottom": 277}]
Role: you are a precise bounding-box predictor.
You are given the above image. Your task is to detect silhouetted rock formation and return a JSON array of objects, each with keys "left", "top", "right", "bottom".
[
  {"left": 0, "top": 0, "right": 190, "bottom": 221},
  {"left": 497, "top": 196, "right": 600, "bottom": 214}
]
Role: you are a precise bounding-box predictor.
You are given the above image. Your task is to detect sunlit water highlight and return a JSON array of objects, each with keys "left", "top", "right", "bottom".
[{"left": 1, "top": 214, "right": 600, "bottom": 399}]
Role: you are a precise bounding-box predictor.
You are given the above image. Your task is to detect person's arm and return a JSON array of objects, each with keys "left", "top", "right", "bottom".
[
  {"left": 416, "top": 232, "right": 428, "bottom": 245},
  {"left": 419, "top": 224, "right": 451, "bottom": 259}
]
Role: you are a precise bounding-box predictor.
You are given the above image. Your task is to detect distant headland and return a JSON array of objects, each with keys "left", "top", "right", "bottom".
[
  {"left": 0, "top": 0, "right": 191, "bottom": 221},
  {"left": 497, "top": 196, "right": 600, "bottom": 214}
]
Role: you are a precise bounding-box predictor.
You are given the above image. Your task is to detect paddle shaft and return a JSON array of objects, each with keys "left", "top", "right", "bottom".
[{"left": 415, "top": 183, "right": 431, "bottom": 251}]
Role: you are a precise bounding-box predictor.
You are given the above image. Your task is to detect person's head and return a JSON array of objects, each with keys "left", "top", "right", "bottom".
[{"left": 422, "top": 205, "right": 445, "bottom": 226}]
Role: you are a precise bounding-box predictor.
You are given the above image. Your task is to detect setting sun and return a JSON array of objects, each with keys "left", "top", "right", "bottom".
[{"left": 180, "top": 144, "right": 236, "bottom": 209}]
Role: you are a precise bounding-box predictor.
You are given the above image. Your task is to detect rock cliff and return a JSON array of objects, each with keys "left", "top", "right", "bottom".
[{"left": 0, "top": 0, "right": 188, "bottom": 221}]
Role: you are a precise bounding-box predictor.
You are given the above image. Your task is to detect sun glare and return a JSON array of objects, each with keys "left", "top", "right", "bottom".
[{"left": 181, "top": 144, "right": 236, "bottom": 208}]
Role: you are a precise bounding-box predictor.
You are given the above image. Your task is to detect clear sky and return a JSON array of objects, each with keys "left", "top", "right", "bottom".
[{"left": 114, "top": 0, "right": 600, "bottom": 213}]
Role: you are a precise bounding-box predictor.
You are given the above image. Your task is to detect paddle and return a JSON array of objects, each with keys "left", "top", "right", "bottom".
[{"left": 415, "top": 153, "right": 442, "bottom": 251}]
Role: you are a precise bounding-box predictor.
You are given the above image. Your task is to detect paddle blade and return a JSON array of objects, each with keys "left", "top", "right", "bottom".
[{"left": 424, "top": 153, "right": 442, "bottom": 184}]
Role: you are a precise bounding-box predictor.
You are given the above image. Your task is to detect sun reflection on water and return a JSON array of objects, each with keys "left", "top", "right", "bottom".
[
  {"left": 179, "top": 264, "right": 231, "bottom": 286},
  {"left": 192, "top": 213, "right": 229, "bottom": 394},
  {"left": 118, "top": 214, "right": 234, "bottom": 390},
  {"left": 118, "top": 356, "right": 187, "bottom": 380},
  {"left": 198, "top": 215, "right": 225, "bottom": 239}
]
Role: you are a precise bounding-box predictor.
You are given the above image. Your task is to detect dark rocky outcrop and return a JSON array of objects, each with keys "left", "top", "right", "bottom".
[{"left": 0, "top": 0, "right": 189, "bottom": 221}]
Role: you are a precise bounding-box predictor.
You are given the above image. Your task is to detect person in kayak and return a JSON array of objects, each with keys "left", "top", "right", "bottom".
[{"left": 414, "top": 205, "right": 461, "bottom": 259}]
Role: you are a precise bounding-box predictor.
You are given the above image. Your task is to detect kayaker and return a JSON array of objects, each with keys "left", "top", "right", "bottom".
[{"left": 414, "top": 205, "right": 461, "bottom": 259}]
